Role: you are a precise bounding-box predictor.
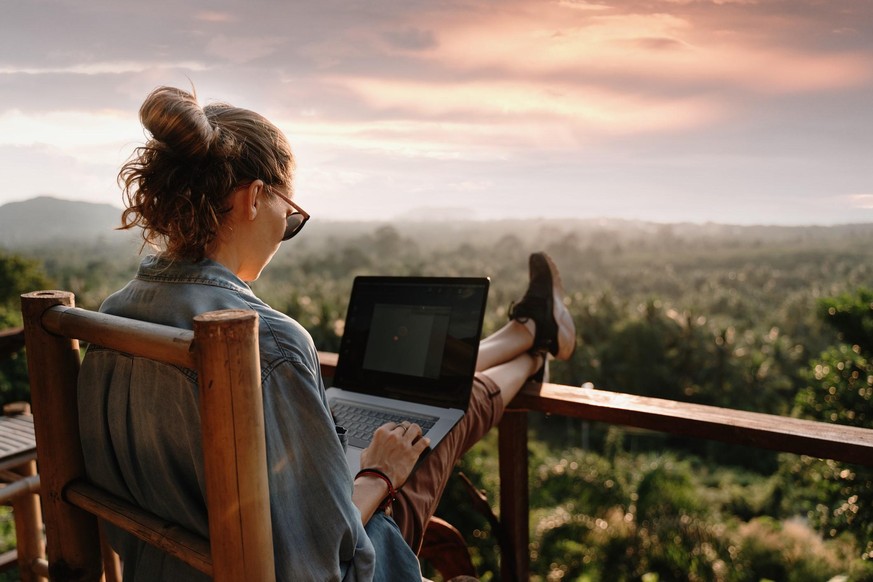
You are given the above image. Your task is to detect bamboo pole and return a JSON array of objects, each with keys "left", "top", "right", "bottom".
[
  {"left": 97, "top": 523, "right": 121, "bottom": 582},
  {"left": 21, "top": 291, "right": 103, "bottom": 581},
  {"left": 193, "top": 310, "right": 275, "bottom": 582},
  {"left": 64, "top": 482, "right": 211, "bottom": 575},
  {"left": 11, "top": 459, "right": 46, "bottom": 582},
  {"left": 41, "top": 306, "right": 194, "bottom": 369}
]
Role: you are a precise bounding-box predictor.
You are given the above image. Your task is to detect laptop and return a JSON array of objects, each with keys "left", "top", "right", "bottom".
[{"left": 326, "top": 276, "right": 490, "bottom": 475}]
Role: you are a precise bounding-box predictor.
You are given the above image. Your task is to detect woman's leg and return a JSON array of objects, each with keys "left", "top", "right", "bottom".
[
  {"left": 475, "top": 319, "right": 535, "bottom": 372},
  {"left": 480, "top": 350, "right": 543, "bottom": 407},
  {"left": 475, "top": 317, "right": 545, "bottom": 404},
  {"left": 390, "top": 252, "right": 575, "bottom": 550}
]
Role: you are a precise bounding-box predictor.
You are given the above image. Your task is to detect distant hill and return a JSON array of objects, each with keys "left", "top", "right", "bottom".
[{"left": 0, "top": 196, "right": 125, "bottom": 248}]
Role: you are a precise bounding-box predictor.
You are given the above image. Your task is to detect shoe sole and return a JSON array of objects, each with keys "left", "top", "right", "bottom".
[{"left": 541, "top": 253, "right": 576, "bottom": 360}]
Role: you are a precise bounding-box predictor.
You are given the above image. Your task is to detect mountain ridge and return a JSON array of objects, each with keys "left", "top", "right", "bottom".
[{"left": 0, "top": 196, "right": 124, "bottom": 248}]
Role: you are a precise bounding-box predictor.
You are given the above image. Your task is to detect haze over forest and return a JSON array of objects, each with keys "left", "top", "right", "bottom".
[{"left": 4, "top": 196, "right": 873, "bottom": 251}]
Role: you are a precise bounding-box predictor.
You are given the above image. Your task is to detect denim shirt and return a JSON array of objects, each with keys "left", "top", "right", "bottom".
[{"left": 77, "top": 255, "right": 421, "bottom": 581}]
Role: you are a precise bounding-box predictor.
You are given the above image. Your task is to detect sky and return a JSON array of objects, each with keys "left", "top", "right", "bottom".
[{"left": 1, "top": 0, "right": 871, "bottom": 225}]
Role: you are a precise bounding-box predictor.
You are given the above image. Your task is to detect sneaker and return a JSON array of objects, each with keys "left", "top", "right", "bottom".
[{"left": 508, "top": 252, "right": 576, "bottom": 360}]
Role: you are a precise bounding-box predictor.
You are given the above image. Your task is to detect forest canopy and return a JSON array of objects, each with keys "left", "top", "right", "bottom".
[{"left": 2, "top": 219, "right": 872, "bottom": 580}]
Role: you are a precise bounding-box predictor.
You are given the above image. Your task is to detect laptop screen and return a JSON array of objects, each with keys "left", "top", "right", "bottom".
[{"left": 333, "top": 276, "right": 490, "bottom": 410}]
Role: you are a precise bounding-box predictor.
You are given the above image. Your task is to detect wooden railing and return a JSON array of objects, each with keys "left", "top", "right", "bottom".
[
  {"left": 318, "top": 351, "right": 873, "bottom": 581},
  {"left": 496, "top": 381, "right": 873, "bottom": 581}
]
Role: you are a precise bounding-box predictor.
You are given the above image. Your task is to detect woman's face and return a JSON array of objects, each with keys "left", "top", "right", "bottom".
[{"left": 234, "top": 182, "right": 297, "bottom": 281}]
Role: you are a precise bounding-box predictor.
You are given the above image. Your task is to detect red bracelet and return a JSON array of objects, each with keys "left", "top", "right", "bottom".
[{"left": 355, "top": 468, "right": 397, "bottom": 511}]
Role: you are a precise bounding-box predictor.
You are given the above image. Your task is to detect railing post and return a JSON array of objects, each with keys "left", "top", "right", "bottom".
[
  {"left": 194, "top": 310, "right": 275, "bottom": 582},
  {"left": 498, "top": 409, "right": 529, "bottom": 582},
  {"left": 21, "top": 291, "right": 103, "bottom": 581}
]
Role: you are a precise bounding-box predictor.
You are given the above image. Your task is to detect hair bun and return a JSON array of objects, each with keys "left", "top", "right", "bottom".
[{"left": 139, "top": 86, "right": 216, "bottom": 160}]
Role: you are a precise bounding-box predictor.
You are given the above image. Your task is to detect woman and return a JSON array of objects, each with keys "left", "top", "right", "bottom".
[{"left": 78, "top": 86, "right": 576, "bottom": 581}]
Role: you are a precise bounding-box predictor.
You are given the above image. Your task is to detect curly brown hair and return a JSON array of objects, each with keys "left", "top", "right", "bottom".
[{"left": 118, "top": 86, "right": 295, "bottom": 261}]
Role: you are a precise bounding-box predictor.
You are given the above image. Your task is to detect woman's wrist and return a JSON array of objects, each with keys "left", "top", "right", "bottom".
[{"left": 355, "top": 468, "right": 396, "bottom": 511}]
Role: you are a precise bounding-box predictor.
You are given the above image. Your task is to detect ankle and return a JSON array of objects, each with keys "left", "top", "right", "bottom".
[
  {"left": 529, "top": 350, "right": 549, "bottom": 383},
  {"left": 532, "top": 351, "right": 545, "bottom": 373},
  {"left": 517, "top": 318, "right": 536, "bottom": 341}
]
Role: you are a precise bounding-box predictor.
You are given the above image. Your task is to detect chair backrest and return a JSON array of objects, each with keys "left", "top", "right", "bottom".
[{"left": 21, "top": 290, "right": 276, "bottom": 582}]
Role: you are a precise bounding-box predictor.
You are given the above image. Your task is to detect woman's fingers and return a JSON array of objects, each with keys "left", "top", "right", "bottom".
[
  {"left": 384, "top": 421, "right": 423, "bottom": 440},
  {"left": 363, "top": 421, "right": 431, "bottom": 488}
]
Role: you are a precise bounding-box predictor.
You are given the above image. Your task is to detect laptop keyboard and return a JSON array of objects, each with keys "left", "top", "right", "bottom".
[{"left": 331, "top": 401, "right": 438, "bottom": 448}]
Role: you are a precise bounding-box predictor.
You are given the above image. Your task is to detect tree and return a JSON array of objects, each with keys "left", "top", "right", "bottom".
[
  {"left": 0, "top": 251, "right": 53, "bottom": 327},
  {"left": 0, "top": 252, "right": 53, "bottom": 406},
  {"left": 786, "top": 288, "right": 873, "bottom": 560}
]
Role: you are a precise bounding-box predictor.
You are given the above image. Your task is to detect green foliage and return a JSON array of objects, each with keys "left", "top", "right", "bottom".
[
  {"left": 531, "top": 450, "right": 626, "bottom": 512},
  {"left": 0, "top": 506, "right": 19, "bottom": 580},
  {"left": 732, "top": 517, "right": 856, "bottom": 582},
  {"left": 0, "top": 252, "right": 52, "bottom": 407},
  {"left": 5, "top": 221, "right": 873, "bottom": 578},
  {"left": 797, "top": 344, "right": 872, "bottom": 426},
  {"left": 519, "top": 449, "right": 858, "bottom": 581},
  {"left": 786, "top": 288, "right": 873, "bottom": 561},
  {"left": 0, "top": 251, "right": 53, "bottom": 327},
  {"left": 818, "top": 288, "right": 873, "bottom": 355},
  {"left": 0, "top": 351, "right": 30, "bottom": 407}
]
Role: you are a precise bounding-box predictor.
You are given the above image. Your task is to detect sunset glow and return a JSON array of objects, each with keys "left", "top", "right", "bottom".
[{"left": 0, "top": 0, "right": 870, "bottom": 224}]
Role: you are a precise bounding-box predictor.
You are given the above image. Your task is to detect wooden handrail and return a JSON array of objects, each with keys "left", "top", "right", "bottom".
[{"left": 510, "top": 381, "right": 873, "bottom": 467}]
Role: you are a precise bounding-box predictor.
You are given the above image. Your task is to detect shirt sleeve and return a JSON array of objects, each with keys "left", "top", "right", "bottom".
[{"left": 261, "top": 356, "right": 376, "bottom": 581}]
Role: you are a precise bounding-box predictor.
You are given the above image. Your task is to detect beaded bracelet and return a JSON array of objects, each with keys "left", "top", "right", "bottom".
[{"left": 355, "top": 467, "right": 397, "bottom": 511}]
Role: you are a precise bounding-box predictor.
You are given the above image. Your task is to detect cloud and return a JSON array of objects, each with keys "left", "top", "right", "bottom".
[
  {"left": 0, "top": 109, "right": 140, "bottom": 164},
  {"left": 195, "top": 11, "right": 236, "bottom": 23},
  {"left": 0, "top": 61, "right": 208, "bottom": 76},
  {"left": 847, "top": 194, "right": 873, "bottom": 209},
  {"left": 557, "top": 0, "right": 611, "bottom": 11},
  {"left": 381, "top": 28, "right": 439, "bottom": 51},
  {"left": 275, "top": 116, "right": 511, "bottom": 161},
  {"left": 204, "top": 35, "right": 288, "bottom": 64},
  {"left": 417, "top": 4, "right": 871, "bottom": 94},
  {"left": 329, "top": 76, "right": 723, "bottom": 139},
  {"left": 0, "top": 144, "right": 122, "bottom": 206}
]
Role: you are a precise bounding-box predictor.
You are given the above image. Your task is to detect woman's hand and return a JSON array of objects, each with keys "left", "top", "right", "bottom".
[
  {"left": 360, "top": 421, "right": 431, "bottom": 489},
  {"left": 352, "top": 422, "right": 431, "bottom": 525},
  {"left": 352, "top": 422, "right": 430, "bottom": 525}
]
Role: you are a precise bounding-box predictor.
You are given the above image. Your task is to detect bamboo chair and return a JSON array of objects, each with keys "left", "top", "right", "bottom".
[{"left": 21, "top": 291, "right": 274, "bottom": 582}]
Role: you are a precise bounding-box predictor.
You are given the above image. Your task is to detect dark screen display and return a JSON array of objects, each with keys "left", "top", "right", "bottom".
[{"left": 334, "top": 277, "right": 489, "bottom": 410}]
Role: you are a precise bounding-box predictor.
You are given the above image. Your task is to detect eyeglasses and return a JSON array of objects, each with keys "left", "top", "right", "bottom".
[{"left": 269, "top": 186, "right": 310, "bottom": 241}]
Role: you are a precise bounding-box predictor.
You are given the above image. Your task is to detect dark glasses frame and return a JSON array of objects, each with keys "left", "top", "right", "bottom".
[{"left": 269, "top": 187, "right": 310, "bottom": 241}]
